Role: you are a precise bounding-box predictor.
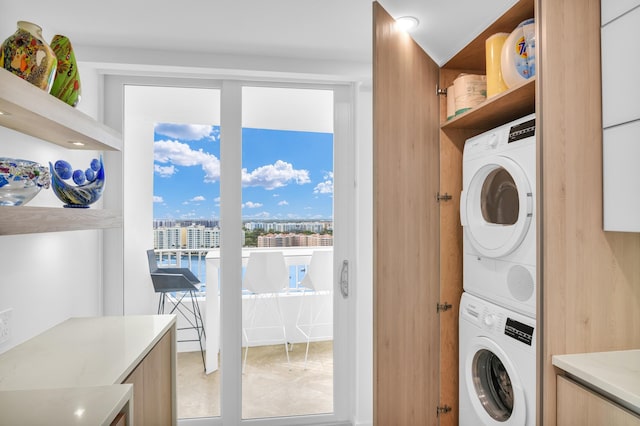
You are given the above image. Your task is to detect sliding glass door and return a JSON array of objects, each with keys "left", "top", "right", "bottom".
[{"left": 110, "top": 76, "right": 355, "bottom": 425}]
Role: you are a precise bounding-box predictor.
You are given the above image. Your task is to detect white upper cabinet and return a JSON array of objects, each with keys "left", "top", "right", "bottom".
[
  {"left": 603, "top": 120, "right": 640, "bottom": 232},
  {"left": 601, "top": 5, "right": 640, "bottom": 128},
  {"left": 601, "top": 0, "right": 640, "bottom": 25}
]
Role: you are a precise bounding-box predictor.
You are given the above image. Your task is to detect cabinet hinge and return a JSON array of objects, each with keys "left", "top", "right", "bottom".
[
  {"left": 436, "top": 302, "right": 452, "bottom": 313},
  {"left": 436, "top": 85, "right": 447, "bottom": 96},
  {"left": 436, "top": 192, "right": 452, "bottom": 202},
  {"left": 436, "top": 405, "right": 452, "bottom": 417}
]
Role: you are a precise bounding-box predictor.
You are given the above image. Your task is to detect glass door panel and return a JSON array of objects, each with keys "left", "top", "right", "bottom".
[
  {"left": 141, "top": 85, "right": 222, "bottom": 420},
  {"left": 240, "top": 86, "right": 334, "bottom": 419}
]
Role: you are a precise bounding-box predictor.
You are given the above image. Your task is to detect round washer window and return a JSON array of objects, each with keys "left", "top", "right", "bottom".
[
  {"left": 471, "top": 348, "right": 514, "bottom": 421},
  {"left": 481, "top": 168, "right": 519, "bottom": 225}
]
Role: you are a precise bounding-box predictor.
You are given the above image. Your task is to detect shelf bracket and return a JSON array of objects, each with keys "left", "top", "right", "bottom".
[{"left": 436, "top": 85, "right": 447, "bottom": 96}]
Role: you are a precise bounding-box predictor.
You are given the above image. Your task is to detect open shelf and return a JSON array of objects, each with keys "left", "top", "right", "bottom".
[
  {"left": 0, "top": 206, "right": 122, "bottom": 235},
  {"left": 441, "top": 77, "right": 535, "bottom": 135},
  {"left": 0, "top": 69, "right": 122, "bottom": 151}
]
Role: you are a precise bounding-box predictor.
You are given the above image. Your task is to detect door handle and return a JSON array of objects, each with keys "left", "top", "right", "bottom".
[{"left": 340, "top": 260, "right": 349, "bottom": 298}]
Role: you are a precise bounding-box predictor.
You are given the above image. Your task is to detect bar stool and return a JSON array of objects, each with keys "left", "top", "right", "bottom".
[{"left": 147, "top": 249, "right": 206, "bottom": 372}]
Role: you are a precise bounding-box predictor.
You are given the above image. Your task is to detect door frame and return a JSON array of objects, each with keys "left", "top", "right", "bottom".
[{"left": 102, "top": 74, "right": 357, "bottom": 425}]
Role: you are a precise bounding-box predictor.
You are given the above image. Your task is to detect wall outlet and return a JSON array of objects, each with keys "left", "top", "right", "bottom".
[{"left": 0, "top": 308, "right": 12, "bottom": 344}]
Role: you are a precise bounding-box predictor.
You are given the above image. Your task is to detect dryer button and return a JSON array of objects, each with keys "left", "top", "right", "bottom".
[
  {"left": 488, "top": 134, "right": 498, "bottom": 148},
  {"left": 484, "top": 314, "right": 497, "bottom": 327}
]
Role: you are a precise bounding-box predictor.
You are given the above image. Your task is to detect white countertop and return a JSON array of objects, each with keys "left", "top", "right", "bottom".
[
  {"left": 0, "top": 385, "right": 132, "bottom": 426},
  {"left": 552, "top": 349, "right": 640, "bottom": 414},
  {"left": 0, "top": 315, "right": 175, "bottom": 424},
  {"left": 0, "top": 314, "right": 175, "bottom": 390}
]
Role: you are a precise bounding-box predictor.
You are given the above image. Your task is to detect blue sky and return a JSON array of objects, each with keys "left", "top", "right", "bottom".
[{"left": 152, "top": 123, "right": 333, "bottom": 221}]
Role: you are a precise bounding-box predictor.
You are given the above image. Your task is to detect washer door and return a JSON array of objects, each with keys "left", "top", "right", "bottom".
[
  {"left": 461, "top": 156, "right": 533, "bottom": 258},
  {"left": 465, "top": 336, "right": 527, "bottom": 425}
]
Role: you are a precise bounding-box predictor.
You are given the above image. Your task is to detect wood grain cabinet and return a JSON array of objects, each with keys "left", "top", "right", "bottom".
[
  {"left": 0, "top": 68, "right": 123, "bottom": 235},
  {"left": 123, "top": 329, "right": 174, "bottom": 426},
  {"left": 557, "top": 376, "right": 640, "bottom": 425},
  {"left": 374, "top": 0, "right": 640, "bottom": 425},
  {"left": 373, "top": 1, "right": 534, "bottom": 425}
]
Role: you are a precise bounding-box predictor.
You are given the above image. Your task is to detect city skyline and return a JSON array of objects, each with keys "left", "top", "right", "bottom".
[{"left": 153, "top": 123, "right": 334, "bottom": 221}]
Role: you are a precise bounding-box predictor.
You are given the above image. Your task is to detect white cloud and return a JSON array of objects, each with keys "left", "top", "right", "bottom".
[
  {"left": 278, "top": 200, "right": 289, "bottom": 206},
  {"left": 154, "top": 164, "right": 176, "bottom": 177},
  {"left": 214, "top": 197, "right": 221, "bottom": 203},
  {"left": 244, "top": 211, "right": 271, "bottom": 219},
  {"left": 153, "top": 196, "right": 164, "bottom": 203},
  {"left": 154, "top": 140, "right": 220, "bottom": 183},
  {"left": 243, "top": 201, "right": 263, "bottom": 209},
  {"left": 314, "top": 180, "right": 333, "bottom": 194},
  {"left": 154, "top": 123, "right": 218, "bottom": 141},
  {"left": 190, "top": 195, "right": 206, "bottom": 202},
  {"left": 242, "top": 160, "right": 310, "bottom": 190}
]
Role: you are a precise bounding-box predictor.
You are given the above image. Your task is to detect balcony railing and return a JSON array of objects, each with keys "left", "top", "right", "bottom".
[{"left": 153, "top": 246, "right": 332, "bottom": 294}]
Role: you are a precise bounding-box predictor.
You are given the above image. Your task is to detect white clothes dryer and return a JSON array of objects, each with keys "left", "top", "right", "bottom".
[
  {"left": 461, "top": 113, "right": 536, "bottom": 317},
  {"left": 459, "top": 292, "right": 536, "bottom": 426}
]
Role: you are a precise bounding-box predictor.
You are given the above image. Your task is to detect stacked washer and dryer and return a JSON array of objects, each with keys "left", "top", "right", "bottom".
[{"left": 459, "top": 113, "right": 537, "bottom": 425}]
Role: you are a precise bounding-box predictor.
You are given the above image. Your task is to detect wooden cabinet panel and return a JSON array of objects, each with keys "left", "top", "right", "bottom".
[
  {"left": 557, "top": 376, "right": 640, "bottom": 425},
  {"left": 142, "top": 330, "right": 173, "bottom": 425},
  {"left": 540, "top": 0, "right": 640, "bottom": 424},
  {"left": 123, "top": 329, "right": 174, "bottom": 426},
  {"left": 373, "top": 2, "right": 441, "bottom": 425}
]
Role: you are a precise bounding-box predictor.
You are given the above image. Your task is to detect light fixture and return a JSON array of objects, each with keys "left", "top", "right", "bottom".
[
  {"left": 396, "top": 16, "right": 419, "bottom": 32},
  {"left": 0, "top": 110, "right": 10, "bottom": 116},
  {"left": 69, "top": 141, "right": 85, "bottom": 146}
]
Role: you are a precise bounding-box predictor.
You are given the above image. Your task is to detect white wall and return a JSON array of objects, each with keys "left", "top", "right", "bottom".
[{"left": 0, "top": 81, "right": 104, "bottom": 354}]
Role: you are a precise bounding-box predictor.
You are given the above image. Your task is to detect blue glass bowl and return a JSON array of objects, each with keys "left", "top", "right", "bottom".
[
  {"left": 0, "top": 158, "right": 50, "bottom": 206},
  {"left": 49, "top": 156, "right": 105, "bottom": 208}
]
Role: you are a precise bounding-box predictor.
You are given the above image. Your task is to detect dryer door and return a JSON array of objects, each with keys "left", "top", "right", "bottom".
[
  {"left": 464, "top": 336, "right": 527, "bottom": 425},
  {"left": 461, "top": 156, "right": 533, "bottom": 258}
]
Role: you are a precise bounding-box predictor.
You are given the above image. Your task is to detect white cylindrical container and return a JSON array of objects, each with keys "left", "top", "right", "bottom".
[
  {"left": 454, "top": 74, "right": 487, "bottom": 115},
  {"left": 501, "top": 18, "right": 536, "bottom": 88}
]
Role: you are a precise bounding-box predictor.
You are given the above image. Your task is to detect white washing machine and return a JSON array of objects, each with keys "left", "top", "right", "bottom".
[
  {"left": 459, "top": 292, "right": 536, "bottom": 426},
  {"left": 461, "top": 113, "right": 536, "bottom": 317}
]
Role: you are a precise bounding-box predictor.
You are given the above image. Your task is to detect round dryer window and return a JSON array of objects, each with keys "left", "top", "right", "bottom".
[
  {"left": 465, "top": 337, "right": 527, "bottom": 425},
  {"left": 461, "top": 156, "right": 533, "bottom": 258}
]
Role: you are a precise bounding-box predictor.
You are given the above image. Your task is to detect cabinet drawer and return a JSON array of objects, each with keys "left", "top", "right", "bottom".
[
  {"left": 602, "top": 0, "right": 640, "bottom": 25},
  {"left": 602, "top": 6, "right": 640, "bottom": 127},
  {"left": 557, "top": 375, "right": 640, "bottom": 425},
  {"left": 603, "top": 120, "right": 640, "bottom": 231}
]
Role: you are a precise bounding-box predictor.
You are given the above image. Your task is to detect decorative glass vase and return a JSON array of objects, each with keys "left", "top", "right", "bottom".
[
  {"left": 0, "top": 21, "right": 57, "bottom": 92},
  {"left": 49, "top": 35, "right": 81, "bottom": 107},
  {"left": 50, "top": 156, "right": 105, "bottom": 208},
  {"left": 0, "top": 157, "right": 50, "bottom": 206}
]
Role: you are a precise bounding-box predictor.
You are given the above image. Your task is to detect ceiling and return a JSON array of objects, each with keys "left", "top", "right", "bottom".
[{"left": 1, "top": 0, "right": 517, "bottom": 68}]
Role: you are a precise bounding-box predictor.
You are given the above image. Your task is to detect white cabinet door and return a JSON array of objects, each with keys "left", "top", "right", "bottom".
[
  {"left": 602, "top": 0, "right": 640, "bottom": 25},
  {"left": 603, "top": 120, "right": 640, "bottom": 231},
  {"left": 602, "top": 6, "right": 640, "bottom": 128}
]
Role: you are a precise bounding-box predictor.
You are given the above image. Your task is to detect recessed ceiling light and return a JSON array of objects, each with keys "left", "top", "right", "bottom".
[
  {"left": 69, "top": 141, "right": 85, "bottom": 146},
  {"left": 396, "top": 16, "right": 419, "bottom": 32},
  {"left": 0, "top": 111, "right": 10, "bottom": 116}
]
